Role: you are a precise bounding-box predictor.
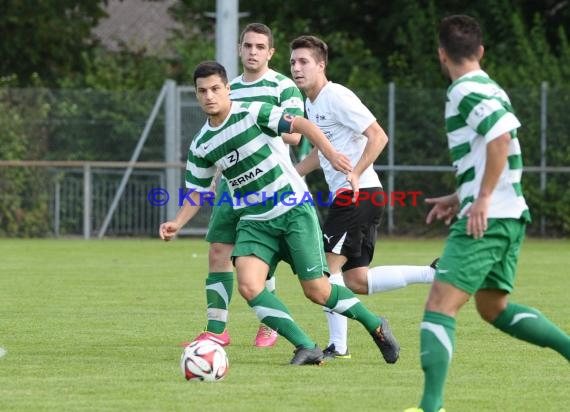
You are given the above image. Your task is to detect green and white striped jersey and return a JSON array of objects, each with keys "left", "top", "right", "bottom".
[
  {"left": 229, "top": 69, "right": 304, "bottom": 117},
  {"left": 186, "top": 101, "right": 308, "bottom": 220},
  {"left": 445, "top": 70, "right": 530, "bottom": 221},
  {"left": 224, "top": 69, "right": 304, "bottom": 175}
]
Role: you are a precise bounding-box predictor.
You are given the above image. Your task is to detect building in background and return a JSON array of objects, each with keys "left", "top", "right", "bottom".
[{"left": 93, "top": 0, "right": 181, "bottom": 57}]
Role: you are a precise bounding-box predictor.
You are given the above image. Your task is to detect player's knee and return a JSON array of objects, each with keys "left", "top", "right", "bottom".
[
  {"left": 343, "top": 276, "right": 366, "bottom": 294},
  {"left": 209, "top": 243, "right": 233, "bottom": 270},
  {"left": 302, "top": 288, "right": 327, "bottom": 305},
  {"left": 475, "top": 291, "right": 508, "bottom": 322},
  {"left": 475, "top": 299, "right": 503, "bottom": 322},
  {"left": 306, "top": 294, "right": 325, "bottom": 305},
  {"left": 237, "top": 283, "right": 257, "bottom": 301},
  {"left": 477, "top": 307, "right": 497, "bottom": 323}
]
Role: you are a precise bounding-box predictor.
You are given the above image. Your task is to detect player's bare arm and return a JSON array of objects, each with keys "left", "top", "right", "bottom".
[
  {"left": 351, "top": 121, "right": 388, "bottom": 177},
  {"left": 282, "top": 132, "right": 302, "bottom": 146},
  {"left": 290, "top": 116, "right": 352, "bottom": 174},
  {"left": 345, "top": 121, "right": 388, "bottom": 194},
  {"left": 466, "top": 132, "right": 511, "bottom": 238},
  {"left": 159, "top": 190, "right": 203, "bottom": 241},
  {"left": 425, "top": 193, "right": 460, "bottom": 225},
  {"left": 295, "top": 147, "right": 320, "bottom": 177}
]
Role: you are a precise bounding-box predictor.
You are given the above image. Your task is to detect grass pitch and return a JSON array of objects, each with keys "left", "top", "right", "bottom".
[{"left": 0, "top": 237, "right": 568, "bottom": 411}]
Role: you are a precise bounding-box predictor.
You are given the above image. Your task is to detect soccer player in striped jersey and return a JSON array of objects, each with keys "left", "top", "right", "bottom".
[
  {"left": 200, "top": 23, "right": 305, "bottom": 349},
  {"left": 405, "top": 15, "right": 570, "bottom": 412},
  {"left": 290, "top": 35, "right": 435, "bottom": 360},
  {"left": 160, "top": 61, "right": 400, "bottom": 365}
]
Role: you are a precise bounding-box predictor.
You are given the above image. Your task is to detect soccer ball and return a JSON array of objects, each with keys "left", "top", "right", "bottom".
[{"left": 180, "top": 339, "right": 229, "bottom": 381}]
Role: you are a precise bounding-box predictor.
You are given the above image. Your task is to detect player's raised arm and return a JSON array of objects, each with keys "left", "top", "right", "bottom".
[{"left": 289, "top": 116, "right": 352, "bottom": 174}]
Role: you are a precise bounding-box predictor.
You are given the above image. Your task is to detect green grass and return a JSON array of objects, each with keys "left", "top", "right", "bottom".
[{"left": 0, "top": 238, "right": 568, "bottom": 411}]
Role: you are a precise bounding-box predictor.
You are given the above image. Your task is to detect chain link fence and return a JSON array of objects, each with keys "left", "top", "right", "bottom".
[{"left": 1, "top": 83, "right": 568, "bottom": 238}]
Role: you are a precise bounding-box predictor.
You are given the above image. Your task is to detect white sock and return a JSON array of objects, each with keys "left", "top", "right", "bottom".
[
  {"left": 324, "top": 273, "right": 348, "bottom": 353},
  {"left": 367, "top": 265, "right": 434, "bottom": 295},
  {"left": 265, "top": 277, "right": 276, "bottom": 294}
]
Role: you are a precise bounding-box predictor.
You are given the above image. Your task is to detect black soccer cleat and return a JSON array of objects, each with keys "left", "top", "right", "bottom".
[
  {"left": 323, "top": 344, "right": 351, "bottom": 359},
  {"left": 371, "top": 317, "right": 400, "bottom": 364},
  {"left": 430, "top": 258, "right": 440, "bottom": 270},
  {"left": 290, "top": 345, "right": 325, "bottom": 365}
]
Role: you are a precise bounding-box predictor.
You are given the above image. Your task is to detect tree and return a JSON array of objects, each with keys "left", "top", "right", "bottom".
[{"left": 0, "top": 1, "right": 109, "bottom": 87}]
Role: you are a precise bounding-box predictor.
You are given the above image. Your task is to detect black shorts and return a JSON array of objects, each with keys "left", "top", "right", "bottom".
[{"left": 322, "top": 188, "right": 384, "bottom": 271}]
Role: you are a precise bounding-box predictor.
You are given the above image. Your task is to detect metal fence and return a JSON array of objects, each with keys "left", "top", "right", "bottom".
[
  {"left": 1, "top": 81, "right": 568, "bottom": 238},
  {"left": 51, "top": 167, "right": 164, "bottom": 237}
]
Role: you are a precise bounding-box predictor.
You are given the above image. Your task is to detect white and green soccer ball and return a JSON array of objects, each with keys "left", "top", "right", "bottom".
[{"left": 180, "top": 339, "right": 229, "bottom": 381}]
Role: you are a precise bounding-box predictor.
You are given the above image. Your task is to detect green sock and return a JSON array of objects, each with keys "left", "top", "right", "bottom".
[
  {"left": 324, "top": 284, "right": 380, "bottom": 332},
  {"left": 492, "top": 302, "right": 570, "bottom": 360},
  {"left": 248, "top": 288, "right": 314, "bottom": 349},
  {"left": 419, "top": 311, "right": 456, "bottom": 412},
  {"left": 205, "top": 272, "right": 233, "bottom": 334}
]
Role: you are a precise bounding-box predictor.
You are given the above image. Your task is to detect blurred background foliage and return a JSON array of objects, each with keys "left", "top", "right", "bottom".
[{"left": 1, "top": 0, "right": 569, "bottom": 236}]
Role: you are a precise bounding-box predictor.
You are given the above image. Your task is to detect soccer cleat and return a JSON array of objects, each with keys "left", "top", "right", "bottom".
[
  {"left": 195, "top": 330, "right": 231, "bottom": 347},
  {"left": 404, "top": 408, "right": 445, "bottom": 412},
  {"left": 254, "top": 324, "right": 278, "bottom": 347},
  {"left": 371, "top": 317, "right": 400, "bottom": 364},
  {"left": 323, "top": 343, "right": 351, "bottom": 359},
  {"left": 429, "top": 257, "right": 440, "bottom": 270},
  {"left": 290, "top": 345, "right": 325, "bottom": 365},
  {"left": 179, "top": 330, "right": 231, "bottom": 348}
]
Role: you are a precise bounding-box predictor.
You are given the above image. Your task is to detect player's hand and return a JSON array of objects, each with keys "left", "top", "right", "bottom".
[
  {"left": 465, "top": 196, "right": 490, "bottom": 239},
  {"left": 159, "top": 221, "right": 180, "bottom": 241},
  {"left": 425, "top": 194, "right": 459, "bottom": 225},
  {"left": 328, "top": 151, "right": 352, "bottom": 174},
  {"left": 345, "top": 172, "right": 360, "bottom": 201}
]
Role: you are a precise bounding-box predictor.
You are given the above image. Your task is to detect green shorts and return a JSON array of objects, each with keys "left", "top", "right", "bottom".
[
  {"left": 205, "top": 179, "right": 240, "bottom": 244},
  {"left": 232, "top": 203, "right": 328, "bottom": 281},
  {"left": 436, "top": 218, "right": 526, "bottom": 294},
  {"left": 263, "top": 247, "right": 295, "bottom": 280}
]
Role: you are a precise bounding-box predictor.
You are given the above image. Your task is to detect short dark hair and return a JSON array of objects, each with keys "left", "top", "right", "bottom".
[
  {"left": 193, "top": 61, "right": 228, "bottom": 86},
  {"left": 438, "top": 15, "right": 483, "bottom": 63},
  {"left": 240, "top": 23, "right": 273, "bottom": 48},
  {"left": 290, "top": 35, "right": 328, "bottom": 66}
]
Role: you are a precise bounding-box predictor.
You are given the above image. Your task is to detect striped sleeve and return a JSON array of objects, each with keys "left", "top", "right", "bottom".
[
  {"left": 278, "top": 79, "right": 304, "bottom": 117},
  {"left": 452, "top": 81, "right": 520, "bottom": 143},
  {"left": 185, "top": 140, "right": 216, "bottom": 191},
  {"left": 248, "top": 101, "right": 288, "bottom": 137}
]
